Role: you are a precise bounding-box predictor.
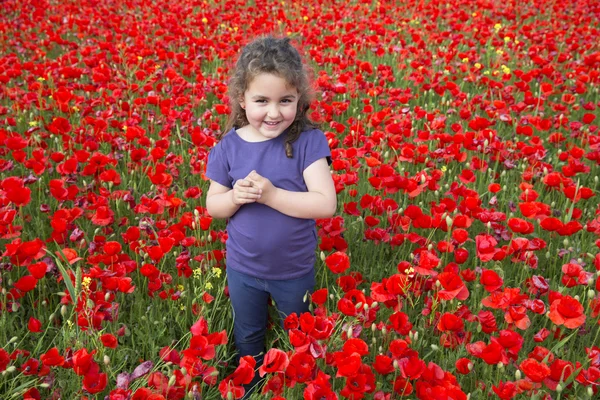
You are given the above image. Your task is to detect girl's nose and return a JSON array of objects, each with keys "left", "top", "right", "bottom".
[{"left": 267, "top": 104, "right": 280, "bottom": 118}]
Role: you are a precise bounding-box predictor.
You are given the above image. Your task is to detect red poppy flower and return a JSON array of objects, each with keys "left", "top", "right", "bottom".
[
  {"left": 28, "top": 317, "right": 42, "bottom": 333},
  {"left": 311, "top": 288, "right": 328, "bottom": 305},
  {"left": 437, "top": 313, "right": 464, "bottom": 332},
  {"left": 72, "top": 348, "right": 96, "bottom": 376},
  {"left": 437, "top": 271, "right": 469, "bottom": 300},
  {"left": 100, "top": 333, "right": 118, "bottom": 349},
  {"left": 286, "top": 352, "right": 315, "bottom": 383},
  {"left": 480, "top": 269, "right": 503, "bottom": 292},
  {"left": 259, "top": 349, "right": 289, "bottom": 377},
  {"left": 389, "top": 311, "right": 412, "bottom": 335},
  {"left": 455, "top": 358, "right": 473, "bottom": 375},
  {"left": 26, "top": 262, "right": 47, "bottom": 279},
  {"left": 398, "top": 355, "right": 426, "bottom": 379},
  {"left": 0, "top": 349, "right": 10, "bottom": 372},
  {"left": 373, "top": 355, "right": 394, "bottom": 375},
  {"left": 40, "top": 347, "right": 64, "bottom": 367},
  {"left": 475, "top": 234, "right": 498, "bottom": 262},
  {"left": 548, "top": 294, "right": 586, "bottom": 329},
  {"left": 82, "top": 367, "right": 107, "bottom": 394},
  {"left": 519, "top": 358, "right": 550, "bottom": 382},
  {"left": 492, "top": 381, "right": 518, "bottom": 400},
  {"left": 1, "top": 176, "right": 31, "bottom": 206},
  {"left": 324, "top": 251, "right": 350, "bottom": 274},
  {"left": 13, "top": 275, "right": 38, "bottom": 295}
]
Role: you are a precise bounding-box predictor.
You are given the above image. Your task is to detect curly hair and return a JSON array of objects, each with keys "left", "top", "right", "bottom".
[{"left": 224, "top": 36, "right": 317, "bottom": 158}]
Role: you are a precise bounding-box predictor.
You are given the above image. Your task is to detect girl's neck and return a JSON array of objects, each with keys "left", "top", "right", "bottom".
[{"left": 235, "top": 125, "right": 282, "bottom": 143}]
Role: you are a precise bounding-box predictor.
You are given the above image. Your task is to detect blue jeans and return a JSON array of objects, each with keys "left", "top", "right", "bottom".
[{"left": 226, "top": 267, "right": 315, "bottom": 368}]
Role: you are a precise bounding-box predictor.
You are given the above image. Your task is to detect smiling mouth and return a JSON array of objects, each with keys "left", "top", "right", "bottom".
[{"left": 264, "top": 121, "right": 281, "bottom": 126}]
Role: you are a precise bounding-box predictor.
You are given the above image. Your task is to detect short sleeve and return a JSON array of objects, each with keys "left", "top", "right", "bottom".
[
  {"left": 302, "top": 129, "right": 332, "bottom": 172},
  {"left": 205, "top": 140, "right": 232, "bottom": 188}
]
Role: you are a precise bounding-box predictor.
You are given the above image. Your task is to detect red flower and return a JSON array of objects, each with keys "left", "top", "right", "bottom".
[
  {"left": 40, "top": 347, "right": 64, "bottom": 367},
  {"left": 72, "top": 348, "right": 96, "bottom": 376},
  {"left": 373, "top": 355, "right": 394, "bottom": 375},
  {"left": 28, "top": 317, "right": 42, "bottom": 333},
  {"left": 259, "top": 349, "right": 289, "bottom": 377},
  {"left": 1, "top": 176, "right": 31, "bottom": 206},
  {"left": 437, "top": 313, "right": 464, "bottom": 332},
  {"left": 219, "top": 354, "right": 255, "bottom": 399},
  {"left": 286, "top": 352, "right": 315, "bottom": 383},
  {"left": 325, "top": 251, "right": 350, "bottom": 274},
  {"left": 437, "top": 271, "right": 469, "bottom": 301},
  {"left": 519, "top": 358, "right": 550, "bottom": 382},
  {"left": 311, "top": 288, "right": 328, "bottom": 305},
  {"left": 492, "top": 381, "right": 518, "bottom": 399},
  {"left": 82, "top": 364, "right": 107, "bottom": 394},
  {"left": 475, "top": 234, "right": 498, "bottom": 262},
  {"left": 27, "top": 262, "right": 47, "bottom": 279},
  {"left": 548, "top": 294, "right": 586, "bottom": 329},
  {"left": 480, "top": 269, "right": 503, "bottom": 292},
  {"left": 455, "top": 358, "right": 473, "bottom": 375},
  {"left": 0, "top": 349, "right": 10, "bottom": 372},
  {"left": 389, "top": 311, "right": 412, "bottom": 335},
  {"left": 101, "top": 333, "right": 118, "bottom": 349},
  {"left": 398, "top": 355, "right": 426, "bottom": 379},
  {"left": 14, "top": 275, "right": 38, "bottom": 292}
]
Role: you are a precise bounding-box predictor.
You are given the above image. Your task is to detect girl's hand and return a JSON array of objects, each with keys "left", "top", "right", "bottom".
[
  {"left": 247, "top": 170, "right": 276, "bottom": 205},
  {"left": 232, "top": 178, "right": 262, "bottom": 205}
]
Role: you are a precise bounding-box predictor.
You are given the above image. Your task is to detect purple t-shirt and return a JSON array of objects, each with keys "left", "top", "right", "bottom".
[{"left": 206, "top": 128, "right": 331, "bottom": 280}]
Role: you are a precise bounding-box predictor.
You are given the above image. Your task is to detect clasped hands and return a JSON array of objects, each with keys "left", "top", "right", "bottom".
[{"left": 231, "top": 170, "right": 276, "bottom": 206}]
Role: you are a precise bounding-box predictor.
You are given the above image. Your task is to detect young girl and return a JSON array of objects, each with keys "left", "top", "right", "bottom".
[{"left": 205, "top": 36, "right": 336, "bottom": 391}]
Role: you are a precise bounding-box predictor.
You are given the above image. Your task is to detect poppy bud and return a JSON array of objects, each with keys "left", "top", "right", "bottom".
[
  {"left": 40, "top": 383, "right": 50, "bottom": 388},
  {"left": 413, "top": 331, "right": 419, "bottom": 341},
  {"left": 515, "top": 369, "right": 521, "bottom": 379},
  {"left": 104, "top": 355, "right": 110, "bottom": 365},
  {"left": 393, "top": 359, "right": 399, "bottom": 369},
  {"left": 431, "top": 344, "right": 439, "bottom": 351},
  {"left": 8, "top": 336, "right": 18, "bottom": 344},
  {"left": 497, "top": 362, "right": 504, "bottom": 369},
  {"left": 5, "top": 366, "right": 16, "bottom": 374},
  {"left": 588, "top": 290, "right": 595, "bottom": 298},
  {"left": 168, "top": 374, "right": 177, "bottom": 387},
  {"left": 556, "top": 383, "right": 563, "bottom": 393},
  {"left": 61, "top": 305, "right": 67, "bottom": 317}
]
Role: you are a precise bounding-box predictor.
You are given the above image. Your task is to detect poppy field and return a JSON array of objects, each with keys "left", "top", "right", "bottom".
[{"left": 1, "top": 0, "right": 600, "bottom": 398}]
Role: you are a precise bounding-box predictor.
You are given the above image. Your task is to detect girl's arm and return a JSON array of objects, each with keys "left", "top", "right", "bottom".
[
  {"left": 206, "top": 179, "right": 261, "bottom": 219},
  {"left": 248, "top": 158, "right": 337, "bottom": 219}
]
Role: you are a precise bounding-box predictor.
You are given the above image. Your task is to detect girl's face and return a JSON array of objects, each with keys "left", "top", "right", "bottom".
[{"left": 239, "top": 73, "right": 298, "bottom": 141}]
